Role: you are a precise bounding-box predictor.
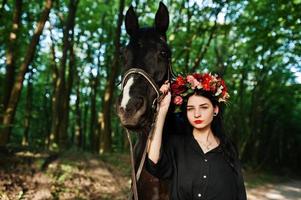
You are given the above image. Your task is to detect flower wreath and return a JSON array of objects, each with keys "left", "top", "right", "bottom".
[{"left": 171, "top": 73, "right": 230, "bottom": 112}]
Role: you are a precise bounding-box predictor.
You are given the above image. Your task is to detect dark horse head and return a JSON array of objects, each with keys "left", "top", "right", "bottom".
[{"left": 117, "top": 2, "right": 172, "bottom": 132}]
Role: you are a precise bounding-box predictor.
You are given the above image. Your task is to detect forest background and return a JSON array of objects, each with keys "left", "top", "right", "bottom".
[{"left": 0, "top": 0, "right": 301, "bottom": 199}]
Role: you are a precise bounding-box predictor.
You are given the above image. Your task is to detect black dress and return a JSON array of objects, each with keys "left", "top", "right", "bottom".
[{"left": 145, "top": 130, "right": 247, "bottom": 200}]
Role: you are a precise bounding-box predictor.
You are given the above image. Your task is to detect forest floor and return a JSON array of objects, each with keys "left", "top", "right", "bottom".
[
  {"left": 245, "top": 172, "right": 301, "bottom": 200},
  {"left": 0, "top": 149, "right": 300, "bottom": 200}
]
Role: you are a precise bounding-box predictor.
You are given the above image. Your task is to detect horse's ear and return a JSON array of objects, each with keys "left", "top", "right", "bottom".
[
  {"left": 154, "top": 2, "right": 169, "bottom": 37},
  {"left": 125, "top": 5, "right": 139, "bottom": 37}
]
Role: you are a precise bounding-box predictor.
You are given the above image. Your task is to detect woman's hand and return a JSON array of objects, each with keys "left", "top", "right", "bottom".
[{"left": 158, "top": 80, "right": 171, "bottom": 114}]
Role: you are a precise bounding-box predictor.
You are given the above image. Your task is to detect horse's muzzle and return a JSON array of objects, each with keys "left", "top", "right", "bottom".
[{"left": 117, "top": 97, "right": 147, "bottom": 129}]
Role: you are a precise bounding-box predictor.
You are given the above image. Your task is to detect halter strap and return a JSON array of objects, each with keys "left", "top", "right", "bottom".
[
  {"left": 121, "top": 68, "right": 161, "bottom": 103},
  {"left": 168, "top": 59, "right": 177, "bottom": 82}
]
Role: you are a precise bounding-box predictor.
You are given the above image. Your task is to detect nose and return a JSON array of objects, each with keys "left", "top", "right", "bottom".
[{"left": 194, "top": 109, "right": 201, "bottom": 118}]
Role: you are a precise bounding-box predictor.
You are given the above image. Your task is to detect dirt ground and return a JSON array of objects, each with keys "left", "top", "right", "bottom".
[
  {"left": 0, "top": 150, "right": 300, "bottom": 200},
  {"left": 0, "top": 150, "right": 130, "bottom": 200},
  {"left": 247, "top": 180, "right": 301, "bottom": 200}
]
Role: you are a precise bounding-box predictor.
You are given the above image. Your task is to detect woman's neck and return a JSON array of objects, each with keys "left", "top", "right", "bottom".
[
  {"left": 192, "top": 126, "right": 218, "bottom": 144},
  {"left": 193, "top": 127, "right": 220, "bottom": 152}
]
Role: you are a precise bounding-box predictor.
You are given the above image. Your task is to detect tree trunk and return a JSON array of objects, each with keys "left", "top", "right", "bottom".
[
  {"left": 83, "top": 100, "right": 89, "bottom": 150},
  {"left": 22, "top": 69, "right": 33, "bottom": 146},
  {"left": 60, "top": 23, "right": 76, "bottom": 148},
  {"left": 43, "top": 72, "right": 52, "bottom": 149},
  {"left": 75, "top": 70, "right": 83, "bottom": 148},
  {"left": 89, "top": 46, "right": 102, "bottom": 152},
  {"left": 0, "top": 0, "right": 53, "bottom": 146},
  {"left": 50, "top": 0, "right": 79, "bottom": 149},
  {"left": 1, "top": 0, "right": 22, "bottom": 138},
  {"left": 100, "top": 0, "right": 125, "bottom": 153},
  {"left": 48, "top": 23, "right": 59, "bottom": 147},
  {"left": 2, "top": 0, "right": 22, "bottom": 111},
  {"left": 89, "top": 70, "right": 97, "bottom": 152}
]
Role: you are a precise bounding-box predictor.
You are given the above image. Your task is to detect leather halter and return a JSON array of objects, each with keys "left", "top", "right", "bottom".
[
  {"left": 121, "top": 61, "right": 176, "bottom": 109},
  {"left": 120, "top": 63, "right": 176, "bottom": 200},
  {"left": 121, "top": 68, "right": 161, "bottom": 110}
]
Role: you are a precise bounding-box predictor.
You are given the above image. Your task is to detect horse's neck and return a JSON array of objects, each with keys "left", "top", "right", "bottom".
[
  {"left": 133, "top": 111, "right": 174, "bottom": 170},
  {"left": 134, "top": 130, "right": 149, "bottom": 170}
]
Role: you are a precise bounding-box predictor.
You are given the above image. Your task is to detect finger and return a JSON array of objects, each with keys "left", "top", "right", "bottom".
[
  {"left": 160, "top": 85, "right": 167, "bottom": 91},
  {"left": 160, "top": 82, "right": 170, "bottom": 93},
  {"left": 160, "top": 89, "right": 167, "bottom": 95}
]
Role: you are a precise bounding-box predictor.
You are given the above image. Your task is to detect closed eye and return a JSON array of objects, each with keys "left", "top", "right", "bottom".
[
  {"left": 200, "top": 106, "right": 208, "bottom": 109},
  {"left": 187, "top": 106, "right": 209, "bottom": 110}
]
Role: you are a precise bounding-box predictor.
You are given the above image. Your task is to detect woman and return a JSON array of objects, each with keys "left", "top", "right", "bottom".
[{"left": 146, "top": 73, "right": 247, "bottom": 200}]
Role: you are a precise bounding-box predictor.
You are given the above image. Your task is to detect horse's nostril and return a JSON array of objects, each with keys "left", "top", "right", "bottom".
[
  {"left": 119, "top": 107, "right": 124, "bottom": 114},
  {"left": 122, "top": 97, "right": 145, "bottom": 114},
  {"left": 135, "top": 97, "right": 144, "bottom": 109}
]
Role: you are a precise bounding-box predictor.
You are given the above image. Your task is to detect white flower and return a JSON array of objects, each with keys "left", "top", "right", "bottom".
[{"left": 215, "top": 85, "right": 223, "bottom": 96}]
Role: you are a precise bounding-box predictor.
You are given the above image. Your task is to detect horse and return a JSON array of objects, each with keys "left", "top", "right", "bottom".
[{"left": 117, "top": 2, "right": 176, "bottom": 200}]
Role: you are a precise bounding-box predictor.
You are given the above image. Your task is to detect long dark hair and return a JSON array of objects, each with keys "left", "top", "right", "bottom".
[{"left": 178, "top": 90, "right": 239, "bottom": 172}]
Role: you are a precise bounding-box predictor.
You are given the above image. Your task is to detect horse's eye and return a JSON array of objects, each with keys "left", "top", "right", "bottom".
[{"left": 160, "top": 51, "right": 168, "bottom": 58}]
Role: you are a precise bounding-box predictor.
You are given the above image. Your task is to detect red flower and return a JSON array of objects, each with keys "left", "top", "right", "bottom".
[
  {"left": 202, "top": 73, "right": 213, "bottom": 83},
  {"left": 171, "top": 82, "right": 187, "bottom": 95},
  {"left": 175, "top": 76, "right": 186, "bottom": 86},
  {"left": 202, "top": 81, "right": 211, "bottom": 91},
  {"left": 192, "top": 73, "right": 202, "bottom": 80}
]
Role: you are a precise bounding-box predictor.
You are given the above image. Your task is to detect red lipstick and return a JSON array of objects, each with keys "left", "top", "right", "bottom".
[{"left": 194, "top": 120, "right": 203, "bottom": 124}]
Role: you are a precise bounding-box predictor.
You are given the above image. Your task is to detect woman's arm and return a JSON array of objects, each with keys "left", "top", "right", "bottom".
[
  {"left": 147, "top": 81, "right": 171, "bottom": 164},
  {"left": 147, "top": 111, "right": 168, "bottom": 163}
]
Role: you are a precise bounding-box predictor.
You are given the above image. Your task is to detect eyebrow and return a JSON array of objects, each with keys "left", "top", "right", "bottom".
[{"left": 187, "top": 103, "right": 209, "bottom": 107}]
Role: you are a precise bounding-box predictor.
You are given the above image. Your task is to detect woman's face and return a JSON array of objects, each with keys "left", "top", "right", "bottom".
[{"left": 186, "top": 94, "right": 219, "bottom": 130}]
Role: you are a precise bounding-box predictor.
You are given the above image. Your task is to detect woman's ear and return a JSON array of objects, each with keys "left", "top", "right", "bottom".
[{"left": 213, "top": 106, "right": 219, "bottom": 116}]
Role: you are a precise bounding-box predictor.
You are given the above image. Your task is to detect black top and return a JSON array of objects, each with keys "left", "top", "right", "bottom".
[{"left": 145, "top": 131, "right": 247, "bottom": 200}]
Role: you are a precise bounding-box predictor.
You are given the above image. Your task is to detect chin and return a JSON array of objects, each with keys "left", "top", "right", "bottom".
[
  {"left": 193, "top": 125, "right": 204, "bottom": 129},
  {"left": 192, "top": 123, "right": 209, "bottom": 130}
]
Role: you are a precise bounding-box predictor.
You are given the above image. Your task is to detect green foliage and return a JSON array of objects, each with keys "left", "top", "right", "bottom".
[{"left": 0, "top": 0, "right": 300, "bottom": 172}]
